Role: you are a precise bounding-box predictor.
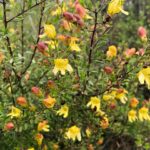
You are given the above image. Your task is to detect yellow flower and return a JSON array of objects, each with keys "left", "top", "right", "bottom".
[
  {"left": 43, "top": 96, "right": 56, "bottom": 108},
  {"left": 106, "top": 45, "right": 117, "bottom": 59},
  {"left": 86, "top": 128, "right": 91, "bottom": 138},
  {"left": 128, "top": 110, "right": 138, "bottom": 122},
  {"left": 35, "top": 133, "right": 43, "bottom": 146},
  {"left": 45, "top": 40, "right": 58, "bottom": 49},
  {"left": 65, "top": 125, "right": 81, "bottom": 141},
  {"left": 103, "top": 91, "right": 116, "bottom": 101},
  {"left": 138, "top": 67, "right": 150, "bottom": 89},
  {"left": 0, "top": 52, "right": 5, "bottom": 64},
  {"left": 138, "top": 107, "right": 150, "bottom": 121},
  {"left": 53, "top": 59, "right": 73, "bottom": 75},
  {"left": 96, "top": 110, "right": 106, "bottom": 117},
  {"left": 37, "top": 120, "right": 49, "bottom": 132},
  {"left": 107, "top": 0, "right": 129, "bottom": 16},
  {"left": 87, "top": 97, "right": 101, "bottom": 111},
  {"left": 40, "top": 24, "right": 56, "bottom": 39},
  {"left": 27, "top": 148, "right": 35, "bottom": 150},
  {"left": 7, "top": 106, "right": 22, "bottom": 118},
  {"left": 115, "top": 88, "right": 128, "bottom": 104},
  {"left": 51, "top": 3, "right": 67, "bottom": 16},
  {"left": 100, "top": 117, "right": 109, "bottom": 129},
  {"left": 56, "top": 104, "right": 69, "bottom": 118},
  {"left": 69, "top": 37, "right": 81, "bottom": 52}
]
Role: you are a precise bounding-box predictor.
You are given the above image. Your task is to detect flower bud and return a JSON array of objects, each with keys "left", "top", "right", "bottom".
[
  {"left": 97, "top": 137, "right": 104, "bottom": 145},
  {"left": 63, "top": 12, "right": 75, "bottom": 22},
  {"left": 137, "top": 26, "right": 147, "bottom": 38},
  {"left": 47, "top": 80, "right": 55, "bottom": 89},
  {"left": 130, "top": 98, "right": 139, "bottom": 108},
  {"left": 5, "top": 122, "right": 14, "bottom": 131},
  {"left": 109, "top": 102, "right": 116, "bottom": 109},
  {"left": 37, "top": 42, "right": 48, "bottom": 54},
  {"left": 17, "top": 96, "right": 27, "bottom": 107},
  {"left": 104, "top": 66, "right": 113, "bottom": 74},
  {"left": 124, "top": 48, "right": 136, "bottom": 58},
  {"left": 75, "top": 2, "right": 86, "bottom": 18},
  {"left": 31, "top": 87, "right": 42, "bottom": 96},
  {"left": 136, "top": 48, "right": 145, "bottom": 56}
]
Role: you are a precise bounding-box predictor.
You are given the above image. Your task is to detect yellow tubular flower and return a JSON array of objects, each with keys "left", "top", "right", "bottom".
[
  {"left": 87, "top": 97, "right": 101, "bottom": 111},
  {"left": 43, "top": 96, "right": 56, "bottom": 108},
  {"left": 35, "top": 133, "right": 43, "bottom": 146},
  {"left": 107, "top": 0, "right": 129, "bottom": 16},
  {"left": 56, "top": 105, "right": 69, "bottom": 118},
  {"left": 7, "top": 106, "right": 22, "bottom": 118},
  {"left": 128, "top": 110, "right": 138, "bottom": 122},
  {"left": 40, "top": 24, "right": 56, "bottom": 39},
  {"left": 65, "top": 125, "right": 81, "bottom": 141},
  {"left": 106, "top": 45, "right": 117, "bottom": 59},
  {"left": 138, "top": 67, "right": 150, "bottom": 89},
  {"left": 139, "top": 107, "right": 150, "bottom": 121},
  {"left": 45, "top": 40, "right": 58, "bottom": 49},
  {"left": 86, "top": 128, "right": 91, "bottom": 138},
  {"left": 51, "top": 3, "right": 67, "bottom": 16},
  {"left": 53, "top": 59, "right": 73, "bottom": 75},
  {"left": 37, "top": 120, "right": 49, "bottom": 132},
  {"left": 115, "top": 89, "right": 128, "bottom": 104},
  {"left": 69, "top": 37, "right": 81, "bottom": 52},
  {"left": 103, "top": 91, "right": 116, "bottom": 101}
]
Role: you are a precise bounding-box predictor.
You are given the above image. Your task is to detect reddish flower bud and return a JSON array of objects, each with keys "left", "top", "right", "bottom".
[
  {"left": 31, "top": 87, "right": 42, "bottom": 96},
  {"left": 77, "top": 19, "right": 84, "bottom": 27},
  {"left": 124, "top": 48, "right": 136, "bottom": 57},
  {"left": 75, "top": 2, "right": 86, "bottom": 18},
  {"left": 109, "top": 102, "right": 116, "bottom": 109},
  {"left": 137, "top": 26, "right": 147, "bottom": 38},
  {"left": 117, "top": 88, "right": 124, "bottom": 93},
  {"left": 136, "top": 48, "right": 145, "bottom": 56},
  {"left": 17, "top": 96, "right": 27, "bottom": 107},
  {"left": 104, "top": 66, "right": 113, "bottom": 74},
  {"left": 37, "top": 42, "right": 48, "bottom": 53},
  {"left": 5, "top": 122, "right": 14, "bottom": 131},
  {"left": 47, "top": 80, "right": 55, "bottom": 89},
  {"left": 73, "top": 14, "right": 82, "bottom": 21},
  {"left": 63, "top": 12, "right": 75, "bottom": 22}
]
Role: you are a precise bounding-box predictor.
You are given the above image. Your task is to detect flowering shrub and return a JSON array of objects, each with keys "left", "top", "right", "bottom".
[{"left": 0, "top": 0, "right": 150, "bottom": 149}]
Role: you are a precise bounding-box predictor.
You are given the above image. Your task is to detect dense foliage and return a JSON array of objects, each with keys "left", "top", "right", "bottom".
[{"left": 0, "top": 0, "right": 150, "bottom": 149}]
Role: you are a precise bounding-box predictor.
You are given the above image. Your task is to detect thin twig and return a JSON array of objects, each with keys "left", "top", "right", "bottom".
[
  {"left": 21, "top": 0, "right": 25, "bottom": 67},
  {"left": 21, "top": 1, "right": 45, "bottom": 76},
  {"left": 7, "top": 0, "right": 47, "bottom": 23},
  {"left": 87, "top": 10, "right": 98, "bottom": 76},
  {"left": 2, "top": 0, "right": 20, "bottom": 80}
]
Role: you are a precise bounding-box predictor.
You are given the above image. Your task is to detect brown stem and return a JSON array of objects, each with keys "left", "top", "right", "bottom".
[
  {"left": 2, "top": 0, "right": 20, "bottom": 79},
  {"left": 21, "top": 1, "right": 45, "bottom": 76},
  {"left": 21, "top": 0, "right": 26, "bottom": 67},
  {"left": 87, "top": 10, "right": 98, "bottom": 76}
]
